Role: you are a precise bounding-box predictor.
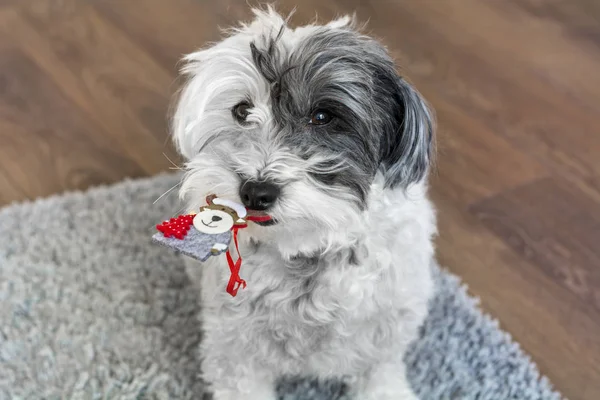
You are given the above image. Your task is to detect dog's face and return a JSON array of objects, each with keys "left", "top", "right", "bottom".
[{"left": 174, "top": 8, "right": 433, "bottom": 254}]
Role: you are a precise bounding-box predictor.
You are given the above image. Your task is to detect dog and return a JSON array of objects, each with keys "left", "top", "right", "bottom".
[{"left": 171, "top": 7, "right": 436, "bottom": 400}]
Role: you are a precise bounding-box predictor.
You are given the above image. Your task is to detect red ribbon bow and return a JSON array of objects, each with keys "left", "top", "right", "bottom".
[
  {"left": 224, "top": 214, "right": 271, "bottom": 297},
  {"left": 225, "top": 225, "right": 246, "bottom": 296}
]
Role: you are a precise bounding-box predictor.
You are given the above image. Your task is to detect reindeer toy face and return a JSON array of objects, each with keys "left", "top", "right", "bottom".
[
  {"left": 194, "top": 195, "right": 248, "bottom": 235},
  {"left": 194, "top": 206, "right": 239, "bottom": 235}
]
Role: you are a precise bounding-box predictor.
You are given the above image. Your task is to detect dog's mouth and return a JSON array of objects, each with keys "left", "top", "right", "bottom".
[
  {"left": 246, "top": 210, "right": 277, "bottom": 226},
  {"left": 254, "top": 219, "right": 277, "bottom": 226}
]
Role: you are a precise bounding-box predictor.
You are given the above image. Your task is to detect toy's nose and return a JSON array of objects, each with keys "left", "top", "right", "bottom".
[
  {"left": 211, "top": 215, "right": 222, "bottom": 222},
  {"left": 239, "top": 180, "right": 280, "bottom": 211}
]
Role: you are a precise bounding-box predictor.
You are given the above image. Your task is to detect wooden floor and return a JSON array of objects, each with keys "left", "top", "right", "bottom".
[{"left": 1, "top": 1, "right": 599, "bottom": 398}]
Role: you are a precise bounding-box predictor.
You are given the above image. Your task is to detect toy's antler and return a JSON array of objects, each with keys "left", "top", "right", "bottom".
[{"left": 206, "top": 194, "right": 217, "bottom": 204}]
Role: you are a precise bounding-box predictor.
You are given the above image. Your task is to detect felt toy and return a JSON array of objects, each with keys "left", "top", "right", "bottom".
[{"left": 152, "top": 194, "right": 270, "bottom": 296}]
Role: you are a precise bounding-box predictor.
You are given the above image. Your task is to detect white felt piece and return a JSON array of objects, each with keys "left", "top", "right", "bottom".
[
  {"left": 212, "top": 243, "right": 229, "bottom": 251},
  {"left": 212, "top": 198, "right": 247, "bottom": 218}
]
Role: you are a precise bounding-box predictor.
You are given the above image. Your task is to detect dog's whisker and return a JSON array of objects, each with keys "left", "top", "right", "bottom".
[
  {"left": 153, "top": 181, "right": 182, "bottom": 204},
  {"left": 162, "top": 152, "right": 184, "bottom": 171}
]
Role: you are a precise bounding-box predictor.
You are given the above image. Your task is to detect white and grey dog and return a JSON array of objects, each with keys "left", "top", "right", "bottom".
[{"left": 172, "top": 7, "right": 436, "bottom": 400}]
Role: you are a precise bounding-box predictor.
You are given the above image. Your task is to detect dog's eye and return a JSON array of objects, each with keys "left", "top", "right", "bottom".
[
  {"left": 232, "top": 101, "right": 252, "bottom": 124},
  {"left": 309, "top": 109, "right": 333, "bottom": 126}
]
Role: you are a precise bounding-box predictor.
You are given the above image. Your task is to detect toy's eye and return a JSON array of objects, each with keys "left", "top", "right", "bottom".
[
  {"left": 309, "top": 109, "right": 333, "bottom": 126},
  {"left": 232, "top": 101, "right": 252, "bottom": 124}
]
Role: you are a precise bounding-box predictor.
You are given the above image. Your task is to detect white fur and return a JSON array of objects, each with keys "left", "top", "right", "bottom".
[{"left": 172, "top": 7, "right": 436, "bottom": 400}]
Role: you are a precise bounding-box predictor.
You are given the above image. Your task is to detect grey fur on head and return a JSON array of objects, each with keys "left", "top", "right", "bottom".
[
  {"left": 174, "top": 10, "right": 434, "bottom": 217},
  {"left": 248, "top": 20, "right": 435, "bottom": 202}
]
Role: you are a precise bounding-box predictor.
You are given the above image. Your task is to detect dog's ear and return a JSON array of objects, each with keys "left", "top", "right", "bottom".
[{"left": 376, "top": 65, "right": 435, "bottom": 189}]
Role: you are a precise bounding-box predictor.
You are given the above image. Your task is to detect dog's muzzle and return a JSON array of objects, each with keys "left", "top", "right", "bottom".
[
  {"left": 239, "top": 180, "right": 280, "bottom": 211},
  {"left": 240, "top": 180, "right": 280, "bottom": 226}
]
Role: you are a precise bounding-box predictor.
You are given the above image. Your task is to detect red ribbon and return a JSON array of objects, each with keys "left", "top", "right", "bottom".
[
  {"left": 224, "top": 214, "right": 272, "bottom": 297},
  {"left": 225, "top": 226, "right": 246, "bottom": 297},
  {"left": 246, "top": 214, "right": 272, "bottom": 223}
]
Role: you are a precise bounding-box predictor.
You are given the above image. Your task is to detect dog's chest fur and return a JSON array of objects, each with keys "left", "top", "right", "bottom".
[
  {"left": 195, "top": 185, "right": 436, "bottom": 377},
  {"left": 202, "top": 247, "right": 351, "bottom": 358}
]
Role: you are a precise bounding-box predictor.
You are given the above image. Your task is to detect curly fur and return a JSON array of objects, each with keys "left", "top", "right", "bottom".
[{"left": 172, "top": 7, "right": 437, "bottom": 399}]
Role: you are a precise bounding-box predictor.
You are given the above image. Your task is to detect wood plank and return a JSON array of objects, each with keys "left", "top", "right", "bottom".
[
  {"left": 471, "top": 177, "right": 600, "bottom": 312},
  {"left": 0, "top": 49, "right": 144, "bottom": 205},
  {"left": 0, "top": 2, "right": 178, "bottom": 176},
  {"left": 400, "top": 0, "right": 600, "bottom": 110},
  {"left": 503, "top": 0, "right": 600, "bottom": 54},
  {"left": 425, "top": 91, "right": 547, "bottom": 204},
  {"left": 93, "top": 0, "right": 224, "bottom": 73}
]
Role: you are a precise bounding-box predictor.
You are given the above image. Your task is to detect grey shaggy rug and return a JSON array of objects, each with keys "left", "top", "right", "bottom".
[{"left": 0, "top": 174, "right": 562, "bottom": 400}]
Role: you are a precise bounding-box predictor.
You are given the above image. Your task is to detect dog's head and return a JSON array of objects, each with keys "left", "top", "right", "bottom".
[{"left": 173, "top": 8, "right": 434, "bottom": 255}]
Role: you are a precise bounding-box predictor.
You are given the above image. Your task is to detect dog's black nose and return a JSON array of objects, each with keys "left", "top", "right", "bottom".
[
  {"left": 211, "top": 215, "right": 222, "bottom": 222},
  {"left": 239, "top": 180, "right": 280, "bottom": 211}
]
